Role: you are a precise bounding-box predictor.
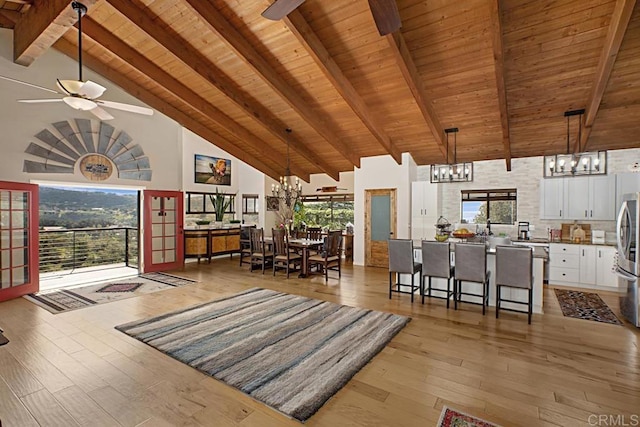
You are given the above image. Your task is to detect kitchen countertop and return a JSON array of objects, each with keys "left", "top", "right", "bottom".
[{"left": 413, "top": 240, "right": 549, "bottom": 260}]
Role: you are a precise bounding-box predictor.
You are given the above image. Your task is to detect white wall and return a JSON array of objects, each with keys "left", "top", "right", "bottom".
[
  {"left": 181, "top": 128, "right": 267, "bottom": 226},
  {"left": 0, "top": 29, "right": 181, "bottom": 190},
  {"left": 354, "top": 153, "right": 414, "bottom": 265}
]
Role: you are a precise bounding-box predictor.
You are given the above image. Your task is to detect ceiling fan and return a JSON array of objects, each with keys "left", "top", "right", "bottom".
[
  {"left": 0, "top": 2, "right": 153, "bottom": 121},
  {"left": 261, "top": 0, "right": 401, "bottom": 36}
]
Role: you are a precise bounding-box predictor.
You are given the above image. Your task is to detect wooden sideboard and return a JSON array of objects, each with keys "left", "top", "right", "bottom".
[{"left": 184, "top": 227, "right": 241, "bottom": 263}]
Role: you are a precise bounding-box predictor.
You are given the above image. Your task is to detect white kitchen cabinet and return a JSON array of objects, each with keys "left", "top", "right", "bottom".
[
  {"left": 596, "top": 246, "right": 618, "bottom": 288},
  {"left": 540, "top": 178, "right": 565, "bottom": 220},
  {"left": 564, "top": 178, "right": 589, "bottom": 219},
  {"left": 411, "top": 181, "right": 439, "bottom": 241},
  {"left": 549, "top": 243, "right": 618, "bottom": 289},
  {"left": 616, "top": 173, "right": 640, "bottom": 213},
  {"left": 589, "top": 175, "right": 616, "bottom": 220},
  {"left": 579, "top": 245, "right": 596, "bottom": 285},
  {"left": 540, "top": 175, "right": 616, "bottom": 220}
]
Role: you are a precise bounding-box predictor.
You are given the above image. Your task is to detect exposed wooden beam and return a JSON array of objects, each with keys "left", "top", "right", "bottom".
[
  {"left": 489, "top": 0, "right": 512, "bottom": 171},
  {"left": 13, "top": 0, "right": 97, "bottom": 66},
  {"left": 385, "top": 31, "right": 448, "bottom": 161},
  {"left": 105, "top": 0, "right": 338, "bottom": 181},
  {"left": 80, "top": 18, "right": 310, "bottom": 182},
  {"left": 0, "top": 11, "right": 16, "bottom": 29},
  {"left": 578, "top": 0, "right": 636, "bottom": 152},
  {"left": 53, "top": 36, "right": 282, "bottom": 182},
  {"left": 182, "top": 0, "right": 361, "bottom": 168},
  {"left": 283, "top": 9, "right": 402, "bottom": 164}
]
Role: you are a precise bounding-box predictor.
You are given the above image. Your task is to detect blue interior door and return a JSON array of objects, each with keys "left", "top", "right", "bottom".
[{"left": 365, "top": 189, "right": 397, "bottom": 267}]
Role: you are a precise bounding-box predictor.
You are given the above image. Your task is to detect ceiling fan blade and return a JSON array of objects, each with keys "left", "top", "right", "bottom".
[
  {"left": 368, "top": 0, "right": 402, "bottom": 36},
  {"left": 90, "top": 106, "right": 114, "bottom": 121},
  {"left": 262, "top": 0, "right": 306, "bottom": 20},
  {"left": 97, "top": 100, "right": 153, "bottom": 116},
  {"left": 0, "top": 75, "right": 59, "bottom": 94},
  {"left": 79, "top": 80, "right": 107, "bottom": 99},
  {"left": 18, "top": 98, "right": 64, "bottom": 103}
]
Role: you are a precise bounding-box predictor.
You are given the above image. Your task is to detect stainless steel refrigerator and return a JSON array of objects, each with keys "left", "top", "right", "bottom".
[{"left": 616, "top": 193, "right": 639, "bottom": 327}]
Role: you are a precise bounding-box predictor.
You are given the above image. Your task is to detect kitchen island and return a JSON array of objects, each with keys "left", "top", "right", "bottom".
[{"left": 410, "top": 243, "right": 547, "bottom": 314}]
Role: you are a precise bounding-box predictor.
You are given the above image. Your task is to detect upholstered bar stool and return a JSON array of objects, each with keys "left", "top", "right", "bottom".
[
  {"left": 496, "top": 245, "right": 534, "bottom": 324},
  {"left": 421, "top": 241, "right": 455, "bottom": 307},
  {"left": 454, "top": 243, "right": 490, "bottom": 314},
  {"left": 388, "top": 239, "right": 422, "bottom": 302}
]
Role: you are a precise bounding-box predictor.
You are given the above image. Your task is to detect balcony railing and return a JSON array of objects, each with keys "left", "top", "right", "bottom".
[{"left": 39, "top": 227, "right": 138, "bottom": 273}]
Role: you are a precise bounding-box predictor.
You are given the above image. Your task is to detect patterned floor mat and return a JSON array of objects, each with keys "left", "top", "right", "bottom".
[
  {"left": 554, "top": 289, "right": 622, "bottom": 325},
  {"left": 24, "top": 272, "right": 197, "bottom": 314}
]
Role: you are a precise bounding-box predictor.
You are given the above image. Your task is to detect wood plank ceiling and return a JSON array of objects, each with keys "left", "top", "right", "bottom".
[{"left": 1, "top": 0, "right": 639, "bottom": 181}]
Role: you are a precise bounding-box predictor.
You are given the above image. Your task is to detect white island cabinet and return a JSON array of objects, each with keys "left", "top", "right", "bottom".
[{"left": 409, "top": 245, "right": 545, "bottom": 314}]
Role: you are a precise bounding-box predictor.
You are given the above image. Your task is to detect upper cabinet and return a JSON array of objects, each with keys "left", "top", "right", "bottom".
[
  {"left": 411, "top": 181, "right": 439, "bottom": 240},
  {"left": 616, "top": 173, "right": 640, "bottom": 213},
  {"left": 540, "top": 178, "right": 565, "bottom": 220},
  {"left": 540, "top": 175, "right": 616, "bottom": 220}
]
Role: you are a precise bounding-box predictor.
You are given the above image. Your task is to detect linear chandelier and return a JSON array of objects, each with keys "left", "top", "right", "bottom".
[
  {"left": 430, "top": 127, "right": 473, "bottom": 183},
  {"left": 544, "top": 109, "right": 607, "bottom": 178}
]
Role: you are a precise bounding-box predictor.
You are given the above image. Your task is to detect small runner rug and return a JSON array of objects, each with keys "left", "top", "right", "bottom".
[
  {"left": 24, "top": 272, "right": 197, "bottom": 314},
  {"left": 438, "top": 406, "right": 501, "bottom": 427},
  {"left": 554, "top": 289, "right": 622, "bottom": 325},
  {"left": 115, "top": 288, "right": 410, "bottom": 422}
]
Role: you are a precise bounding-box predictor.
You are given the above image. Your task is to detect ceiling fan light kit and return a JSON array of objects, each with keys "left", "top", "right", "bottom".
[{"left": 0, "top": 1, "right": 152, "bottom": 120}]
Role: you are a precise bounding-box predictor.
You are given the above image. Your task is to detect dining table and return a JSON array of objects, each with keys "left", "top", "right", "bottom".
[{"left": 264, "top": 237, "right": 324, "bottom": 278}]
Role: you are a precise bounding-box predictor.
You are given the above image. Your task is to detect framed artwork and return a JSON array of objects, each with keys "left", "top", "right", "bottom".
[
  {"left": 266, "top": 196, "right": 279, "bottom": 211},
  {"left": 194, "top": 154, "right": 231, "bottom": 186}
]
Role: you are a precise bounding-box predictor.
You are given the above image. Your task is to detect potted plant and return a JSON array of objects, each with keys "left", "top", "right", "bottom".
[{"left": 209, "top": 188, "right": 233, "bottom": 227}]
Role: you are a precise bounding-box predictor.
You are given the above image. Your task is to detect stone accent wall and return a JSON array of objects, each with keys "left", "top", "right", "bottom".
[{"left": 416, "top": 148, "right": 640, "bottom": 239}]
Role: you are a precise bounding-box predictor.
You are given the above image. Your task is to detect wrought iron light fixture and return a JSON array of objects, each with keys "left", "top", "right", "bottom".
[
  {"left": 271, "top": 128, "right": 302, "bottom": 208},
  {"left": 430, "top": 127, "right": 473, "bottom": 183},
  {"left": 543, "top": 109, "right": 607, "bottom": 178}
]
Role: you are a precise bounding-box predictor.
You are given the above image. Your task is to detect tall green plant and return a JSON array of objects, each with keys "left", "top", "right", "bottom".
[{"left": 209, "top": 188, "right": 233, "bottom": 221}]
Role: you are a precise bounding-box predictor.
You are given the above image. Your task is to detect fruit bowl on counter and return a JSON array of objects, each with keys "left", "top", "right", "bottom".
[
  {"left": 434, "top": 233, "right": 449, "bottom": 242},
  {"left": 451, "top": 229, "right": 475, "bottom": 239}
]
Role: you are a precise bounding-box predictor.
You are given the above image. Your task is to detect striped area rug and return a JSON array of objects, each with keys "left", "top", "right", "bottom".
[{"left": 116, "top": 288, "right": 410, "bottom": 422}]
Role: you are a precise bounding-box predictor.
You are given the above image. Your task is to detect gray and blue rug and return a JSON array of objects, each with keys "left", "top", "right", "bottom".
[{"left": 115, "top": 288, "right": 410, "bottom": 422}]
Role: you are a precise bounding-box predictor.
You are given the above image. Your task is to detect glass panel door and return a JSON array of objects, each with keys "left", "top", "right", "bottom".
[
  {"left": 0, "top": 181, "right": 39, "bottom": 302},
  {"left": 142, "top": 190, "right": 184, "bottom": 273}
]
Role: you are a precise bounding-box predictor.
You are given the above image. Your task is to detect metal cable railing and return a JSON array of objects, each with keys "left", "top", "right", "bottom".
[{"left": 39, "top": 227, "right": 138, "bottom": 273}]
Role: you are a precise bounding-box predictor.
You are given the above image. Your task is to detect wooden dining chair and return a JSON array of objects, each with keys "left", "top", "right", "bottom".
[
  {"left": 306, "top": 227, "right": 323, "bottom": 240},
  {"left": 272, "top": 228, "right": 302, "bottom": 278},
  {"left": 249, "top": 228, "right": 273, "bottom": 274},
  {"left": 238, "top": 225, "right": 255, "bottom": 267},
  {"left": 308, "top": 231, "right": 342, "bottom": 282}
]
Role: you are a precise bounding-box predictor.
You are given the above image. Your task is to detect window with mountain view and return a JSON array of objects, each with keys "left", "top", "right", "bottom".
[{"left": 460, "top": 189, "right": 517, "bottom": 225}]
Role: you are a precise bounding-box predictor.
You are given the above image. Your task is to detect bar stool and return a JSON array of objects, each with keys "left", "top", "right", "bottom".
[
  {"left": 496, "top": 245, "right": 534, "bottom": 324},
  {"left": 421, "top": 241, "right": 455, "bottom": 307},
  {"left": 454, "top": 243, "right": 490, "bottom": 314},
  {"left": 388, "top": 239, "right": 422, "bottom": 302}
]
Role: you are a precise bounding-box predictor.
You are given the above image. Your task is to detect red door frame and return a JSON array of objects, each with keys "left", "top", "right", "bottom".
[
  {"left": 142, "top": 190, "right": 184, "bottom": 273},
  {"left": 0, "top": 181, "right": 39, "bottom": 302}
]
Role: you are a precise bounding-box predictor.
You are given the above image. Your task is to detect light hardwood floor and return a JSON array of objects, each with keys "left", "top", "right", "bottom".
[{"left": 0, "top": 258, "right": 639, "bottom": 427}]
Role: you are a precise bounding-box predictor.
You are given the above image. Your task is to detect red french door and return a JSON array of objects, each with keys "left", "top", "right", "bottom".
[
  {"left": 0, "top": 181, "right": 39, "bottom": 302},
  {"left": 142, "top": 190, "right": 184, "bottom": 273}
]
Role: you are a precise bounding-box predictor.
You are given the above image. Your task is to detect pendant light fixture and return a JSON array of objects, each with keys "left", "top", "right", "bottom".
[
  {"left": 430, "top": 127, "right": 473, "bottom": 183},
  {"left": 271, "top": 128, "right": 302, "bottom": 208},
  {"left": 544, "top": 109, "right": 607, "bottom": 178}
]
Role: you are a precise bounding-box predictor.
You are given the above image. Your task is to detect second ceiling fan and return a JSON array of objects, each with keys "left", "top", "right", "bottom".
[{"left": 262, "top": 0, "right": 401, "bottom": 35}]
